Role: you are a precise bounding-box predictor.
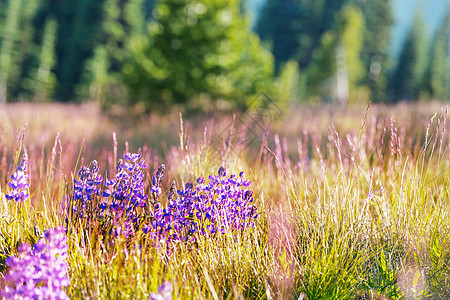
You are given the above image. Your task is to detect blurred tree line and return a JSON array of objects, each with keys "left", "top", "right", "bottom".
[
  {"left": 256, "top": 0, "right": 449, "bottom": 104},
  {"left": 0, "top": 0, "right": 448, "bottom": 109}
]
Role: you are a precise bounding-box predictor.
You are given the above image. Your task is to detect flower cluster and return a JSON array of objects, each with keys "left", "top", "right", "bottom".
[
  {"left": 71, "top": 153, "right": 148, "bottom": 239},
  {"left": 72, "top": 160, "right": 102, "bottom": 218},
  {"left": 1, "top": 227, "right": 70, "bottom": 300},
  {"left": 5, "top": 153, "right": 30, "bottom": 202},
  {"left": 144, "top": 166, "right": 258, "bottom": 244},
  {"left": 70, "top": 154, "right": 258, "bottom": 245},
  {"left": 101, "top": 153, "right": 148, "bottom": 214}
]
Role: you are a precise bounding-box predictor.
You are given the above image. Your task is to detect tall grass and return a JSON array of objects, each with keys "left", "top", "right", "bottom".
[{"left": 0, "top": 102, "right": 449, "bottom": 299}]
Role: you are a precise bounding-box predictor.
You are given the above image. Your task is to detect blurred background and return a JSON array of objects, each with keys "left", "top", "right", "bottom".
[{"left": 0, "top": 0, "right": 448, "bottom": 112}]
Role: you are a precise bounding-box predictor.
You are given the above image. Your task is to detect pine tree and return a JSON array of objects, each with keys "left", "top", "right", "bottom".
[
  {"left": 307, "top": 6, "right": 365, "bottom": 104},
  {"left": 80, "top": 0, "right": 146, "bottom": 103},
  {"left": 424, "top": 7, "right": 449, "bottom": 100},
  {"left": 361, "top": 0, "right": 393, "bottom": 103},
  {"left": 255, "top": 0, "right": 355, "bottom": 73},
  {"left": 3, "top": 0, "right": 42, "bottom": 101},
  {"left": 391, "top": 13, "right": 428, "bottom": 101},
  {"left": 0, "top": 0, "right": 23, "bottom": 103},
  {"left": 31, "top": 0, "right": 106, "bottom": 101},
  {"left": 255, "top": 0, "right": 301, "bottom": 72},
  {"left": 306, "top": 31, "right": 336, "bottom": 101},
  {"left": 337, "top": 6, "right": 365, "bottom": 104},
  {"left": 34, "top": 17, "right": 57, "bottom": 100},
  {"left": 124, "top": 0, "right": 275, "bottom": 110},
  {"left": 296, "top": 0, "right": 352, "bottom": 70}
]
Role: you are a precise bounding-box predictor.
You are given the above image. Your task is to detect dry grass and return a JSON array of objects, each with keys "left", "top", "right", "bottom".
[{"left": 0, "top": 100, "right": 449, "bottom": 299}]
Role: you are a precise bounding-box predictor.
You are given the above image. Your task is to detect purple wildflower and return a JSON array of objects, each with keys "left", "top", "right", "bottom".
[
  {"left": 5, "top": 154, "right": 30, "bottom": 202},
  {"left": 102, "top": 154, "right": 148, "bottom": 212},
  {"left": 167, "top": 181, "right": 176, "bottom": 201},
  {"left": 150, "top": 164, "right": 165, "bottom": 201},
  {"left": 98, "top": 153, "right": 149, "bottom": 239},
  {"left": 71, "top": 160, "right": 103, "bottom": 217},
  {"left": 150, "top": 281, "right": 173, "bottom": 300},
  {"left": 218, "top": 166, "right": 226, "bottom": 177},
  {"left": 1, "top": 227, "right": 70, "bottom": 300},
  {"left": 145, "top": 166, "right": 258, "bottom": 245}
]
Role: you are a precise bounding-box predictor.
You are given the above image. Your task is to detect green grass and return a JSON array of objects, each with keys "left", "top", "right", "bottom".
[{"left": 0, "top": 102, "right": 449, "bottom": 299}]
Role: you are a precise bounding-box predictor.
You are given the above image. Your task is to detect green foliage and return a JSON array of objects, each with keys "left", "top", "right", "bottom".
[
  {"left": 124, "top": 0, "right": 275, "bottom": 110},
  {"left": 365, "top": 246, "right": 404, "bottom": 299},
  {"left": 306, "top": 31, "right": 336, "bottom": 101},
  {"left": 361, "top": 0, "right": 393, "bottom": 103},
  {"left": 423, "top": 7, "right": 450, "bottom": 101},
  {"left": 0, "top": 0, "right": 24, "bottom": 103},
  {"left": 306, "top": 6, "right": 366, "bottom": 103},
  {"left": 337, "top": 6, "right": 366, "bottom": 103},
  {"left": 0, "top": 0, "right": 447, "bottom": 105},
  {"left": 255, "top": 0, "right": 301, "bottom": 72},
  {"left": 49, "top": 0, "right": 106, "bottom": 101},
  {"left": 79, "top": 0, "right": 146, "bottom": 105},
  {"left": 256, "top": 0, "right": 357, "bottom": 73},
  {"left": 32, "top": 17, "right": 57, "bottom": 100},
  {"left": 297, "top": 0, "right": 357, "bottom": 70},
  {"left": 391, "top": 13, "right": 428, "bottom": 102},
  {"left": 273, "top": 60, "right": 300, "bottom": 106}
]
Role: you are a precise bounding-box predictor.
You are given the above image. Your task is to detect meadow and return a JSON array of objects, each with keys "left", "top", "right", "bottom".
[{"left": 0, "top": 101, "right": 449, "bottom": 299}]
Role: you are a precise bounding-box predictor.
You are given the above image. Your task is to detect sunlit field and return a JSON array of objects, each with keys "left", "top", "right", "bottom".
[{"left": 0, "top": 102, "right": 449, "bottom": 299}]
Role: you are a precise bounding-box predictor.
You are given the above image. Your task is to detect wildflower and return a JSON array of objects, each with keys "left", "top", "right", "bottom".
[
  {"left": 150, "top": 281, "right": 173, "bottom": 300},
  {"left": 102, "top": 154, "right": 148, "bottom": 212},
  {"left": 167, "top": 181, "right": 176, "bottom": 201},
  {"left": 150, "top": 164, "right": 165, "bottom": 199},
  {"left": 146, "top": 166, "right": 258, "bottom": 245},
  {"left": 5, "top": 153, "right": 30, "bottom": 202},
  {"left": 72, "top": 160, "right": 103, "bottom": 216},
  {"left": 218, "top": 166, "right": 226, "bottom": 177},
  {"left": 96, "top": 153, "right": 149, "bottom": 239},
  {"left": 1, "top": 227, "right": 70, "bottom": 300}
]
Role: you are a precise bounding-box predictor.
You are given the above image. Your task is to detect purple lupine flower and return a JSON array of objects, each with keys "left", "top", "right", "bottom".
[
  {"left": 150, "top": 164, "right": 165, "bottom": 200},
  {"left": 102, "top": 154, "right": 148, "bottom": 212},
  {"left": 1, "top": 227, "right": 70, "bottom": 300},
  {"left": 71, "top": 160, "right": 103, "bottom": 217},
  {"left": 218, "top": 166, "right": 226, "bottom": 177},
  {"left": 98, "top": 153, "right": 149, "bottom": 239},
  {"left": 150, "top": 281, "right": 173, "bottom": 300},
  {"left": 5, "top": 154, "right": 30, "bottom": 202},
  {"left": 145, "top": 166, "right": 258, "bottom": 246},
  {"left": 167, "top": 181, "right": 176, "bottom": 201},
  {"left": 69, "top": 154, "right": 150, "bottom": 241}
]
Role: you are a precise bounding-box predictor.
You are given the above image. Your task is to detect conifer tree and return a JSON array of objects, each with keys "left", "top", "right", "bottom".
[
  {"left": 124, "top": 0, "right": 275, "bottom": 110},
  {"left": 5, "top": 0, "right": 42, "bottom": 101},
  {"left": 255, "top": 0, "right": 301, "bottom": 72},
  {"left": 424, "top": 7, "right": 449, "bottom": 100},
  {"left": 34, "top": 17, "right": 57, "bottom": 100},
  {"left": 297, "top": 0, "right": 351, "bottom": 69},
  {"left": 37, "top": 0, "right": 106, "bottom": 101},
  {"left": 361, "top": 0, "right": 393, "bottom": 102},
  {"left": 307, "top": 6, "right": 365, "bottom": 103},
  {"left": 80, "top": 0, "right": 146, "bottom": 103},
  {"left": 0, "top": 0, "right": 23, "bottom": 103},
  {"left": 391, "top": 13, "right": 428, "bottom": 101},
  {"left": 337, "top": 6, "right": 365, "bottom": 103}
]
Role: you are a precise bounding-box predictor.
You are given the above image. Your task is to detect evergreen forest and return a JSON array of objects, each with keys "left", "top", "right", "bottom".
[{"left": 0, "top": 0, "right": 448, "bottom": 109}]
